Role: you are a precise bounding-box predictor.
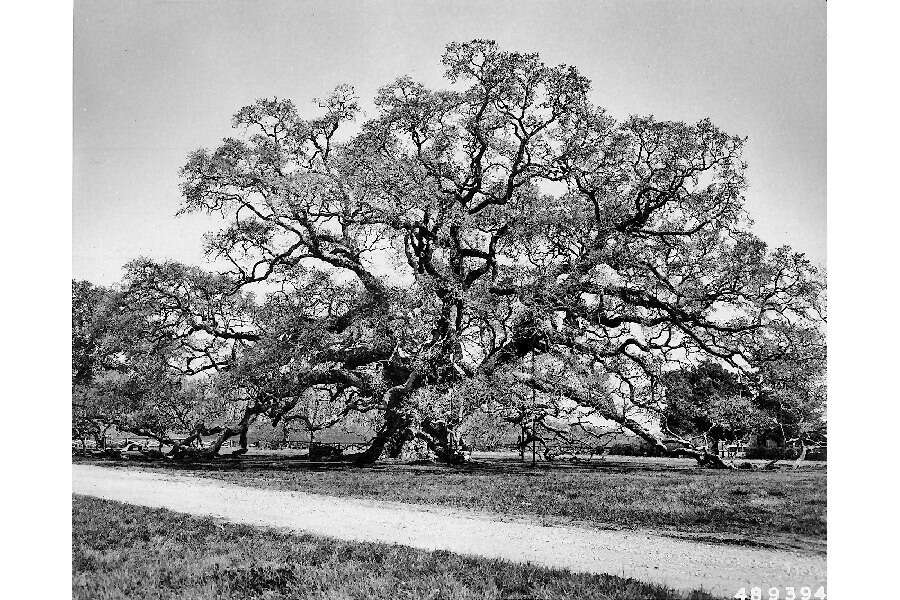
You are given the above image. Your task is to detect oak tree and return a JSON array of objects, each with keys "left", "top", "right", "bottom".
[{"left": 105, "top": 40, "right": 825, "bottom": 466}]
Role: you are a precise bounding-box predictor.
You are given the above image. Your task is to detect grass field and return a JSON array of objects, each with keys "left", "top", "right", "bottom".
[
  {"left": 75, "top": 454, "right": 826, "bottom": 553},
  {"left": 73, "top": 495, "right": 722, "bottom": 600}
]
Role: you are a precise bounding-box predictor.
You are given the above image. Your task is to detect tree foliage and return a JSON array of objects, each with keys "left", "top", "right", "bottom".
[
  {"left": 74, "top": 40, "right": 826, "bottom": 466},
  {"left": 662, "top": 362, "right": 761, "bottom": 448}
]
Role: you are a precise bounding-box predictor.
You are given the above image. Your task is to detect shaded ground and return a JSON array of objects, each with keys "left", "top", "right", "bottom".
[
  {"left": 74, "top": 453, "right": 826, "bottom": 553},
  {"left": 73, "top": 465, "right": 826, "bottom": 597},
  {"left": 74, "top": 495, "right": 722, "bottom": 600}
]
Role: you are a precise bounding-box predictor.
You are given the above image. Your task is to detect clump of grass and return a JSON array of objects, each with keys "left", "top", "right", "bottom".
[{"left": 73, "top": 495, "right": 720, "bottom": 600}]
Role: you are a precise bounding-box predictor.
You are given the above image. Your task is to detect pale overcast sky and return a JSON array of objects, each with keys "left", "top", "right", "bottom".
[{"left": 74, "top": 0, "right": 825, "bottom": 285}]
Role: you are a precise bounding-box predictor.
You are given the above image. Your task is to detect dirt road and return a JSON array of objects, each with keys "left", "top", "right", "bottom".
[{"left": 73, "top": 464, "right": 825, "bottom": 596}]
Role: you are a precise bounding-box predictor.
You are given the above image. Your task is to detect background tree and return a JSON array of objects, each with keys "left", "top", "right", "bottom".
[
  {"left": 752, "top": 327, "right": 827, "bottom": 466},
  {"left": 73, "top": 266, "right": 250, "bottom": 457},
  {"left": 73, "top": 280, "right": 130, "bottom": 449},
  {"left": 72, "top": 280, "right": 119, "bottom": 386},
  {"left": 661, "top": 361, "right": 761, "bottom": 456}
]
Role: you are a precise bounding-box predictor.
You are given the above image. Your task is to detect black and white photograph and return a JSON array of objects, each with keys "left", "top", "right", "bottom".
[
  {"left": 68, "top": 2, "right": 828, "bottom": 598},
  {"left": 14, "top": 0, "right": 892, "bottom": 598}
]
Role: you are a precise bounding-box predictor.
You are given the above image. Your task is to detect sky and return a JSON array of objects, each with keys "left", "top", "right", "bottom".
[{"left": 74, "top": 0, "right": 826, "bottom": 285}]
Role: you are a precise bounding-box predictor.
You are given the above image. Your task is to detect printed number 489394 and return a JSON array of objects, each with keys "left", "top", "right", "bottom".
[{"left": 734, "top": 586, "right": 826, "bottom": 600}]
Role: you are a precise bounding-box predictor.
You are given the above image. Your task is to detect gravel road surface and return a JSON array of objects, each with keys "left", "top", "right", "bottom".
[{"left": 73, "top": 464, "right": 825, "bottom": 596}]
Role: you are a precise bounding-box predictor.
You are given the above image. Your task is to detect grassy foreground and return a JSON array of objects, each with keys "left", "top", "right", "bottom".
[
  {"left": 73, "top": 495, "right": 720, "bottom": 600},
  {"left": 87, "top": 455, "right": 825, "bottom": 552}
]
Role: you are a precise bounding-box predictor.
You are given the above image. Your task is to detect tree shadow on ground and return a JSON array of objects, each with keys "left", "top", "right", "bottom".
[{"left": 72, "top": 451, "right": 761, "bottom": 477}]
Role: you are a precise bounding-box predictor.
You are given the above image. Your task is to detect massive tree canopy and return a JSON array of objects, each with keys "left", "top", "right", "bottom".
[{"left": 81, "top": 40, "right": 825, "bottom": 466}]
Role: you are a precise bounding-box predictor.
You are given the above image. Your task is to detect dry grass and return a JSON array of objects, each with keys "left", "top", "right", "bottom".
[{"left": 73, "top": 495, "right": 722, "bottom": 600}]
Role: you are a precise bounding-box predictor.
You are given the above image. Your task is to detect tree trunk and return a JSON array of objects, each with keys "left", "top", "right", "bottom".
[
  {"left": 678, "top": 447, "right": 733, "bottom": 469},
  {"left": 352, "top": 373, "right": 420, "bottom": 464},
  {"left": 417, "top": 418, "right": 466, "bottom": 464},
  {"left": 166, "top": 403, "right": 262, "bottom": 459},
  {"left": 763, "top": 457, "right": 780, "bottom": 470},
  {"left": 519, "top": 375, "right": 736, "bottom": 470},
  {"left": 352, "top": 406, "right": 412, "bottom": 463},
  {"left": 518, "top": 426, "right": 525, "bottom": 461},
  {"left": 793, "top": 442, "right": 808, "bottom": 470},
  {"left": 234, "top": 427, "right": 249, "bottom": 455}
]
